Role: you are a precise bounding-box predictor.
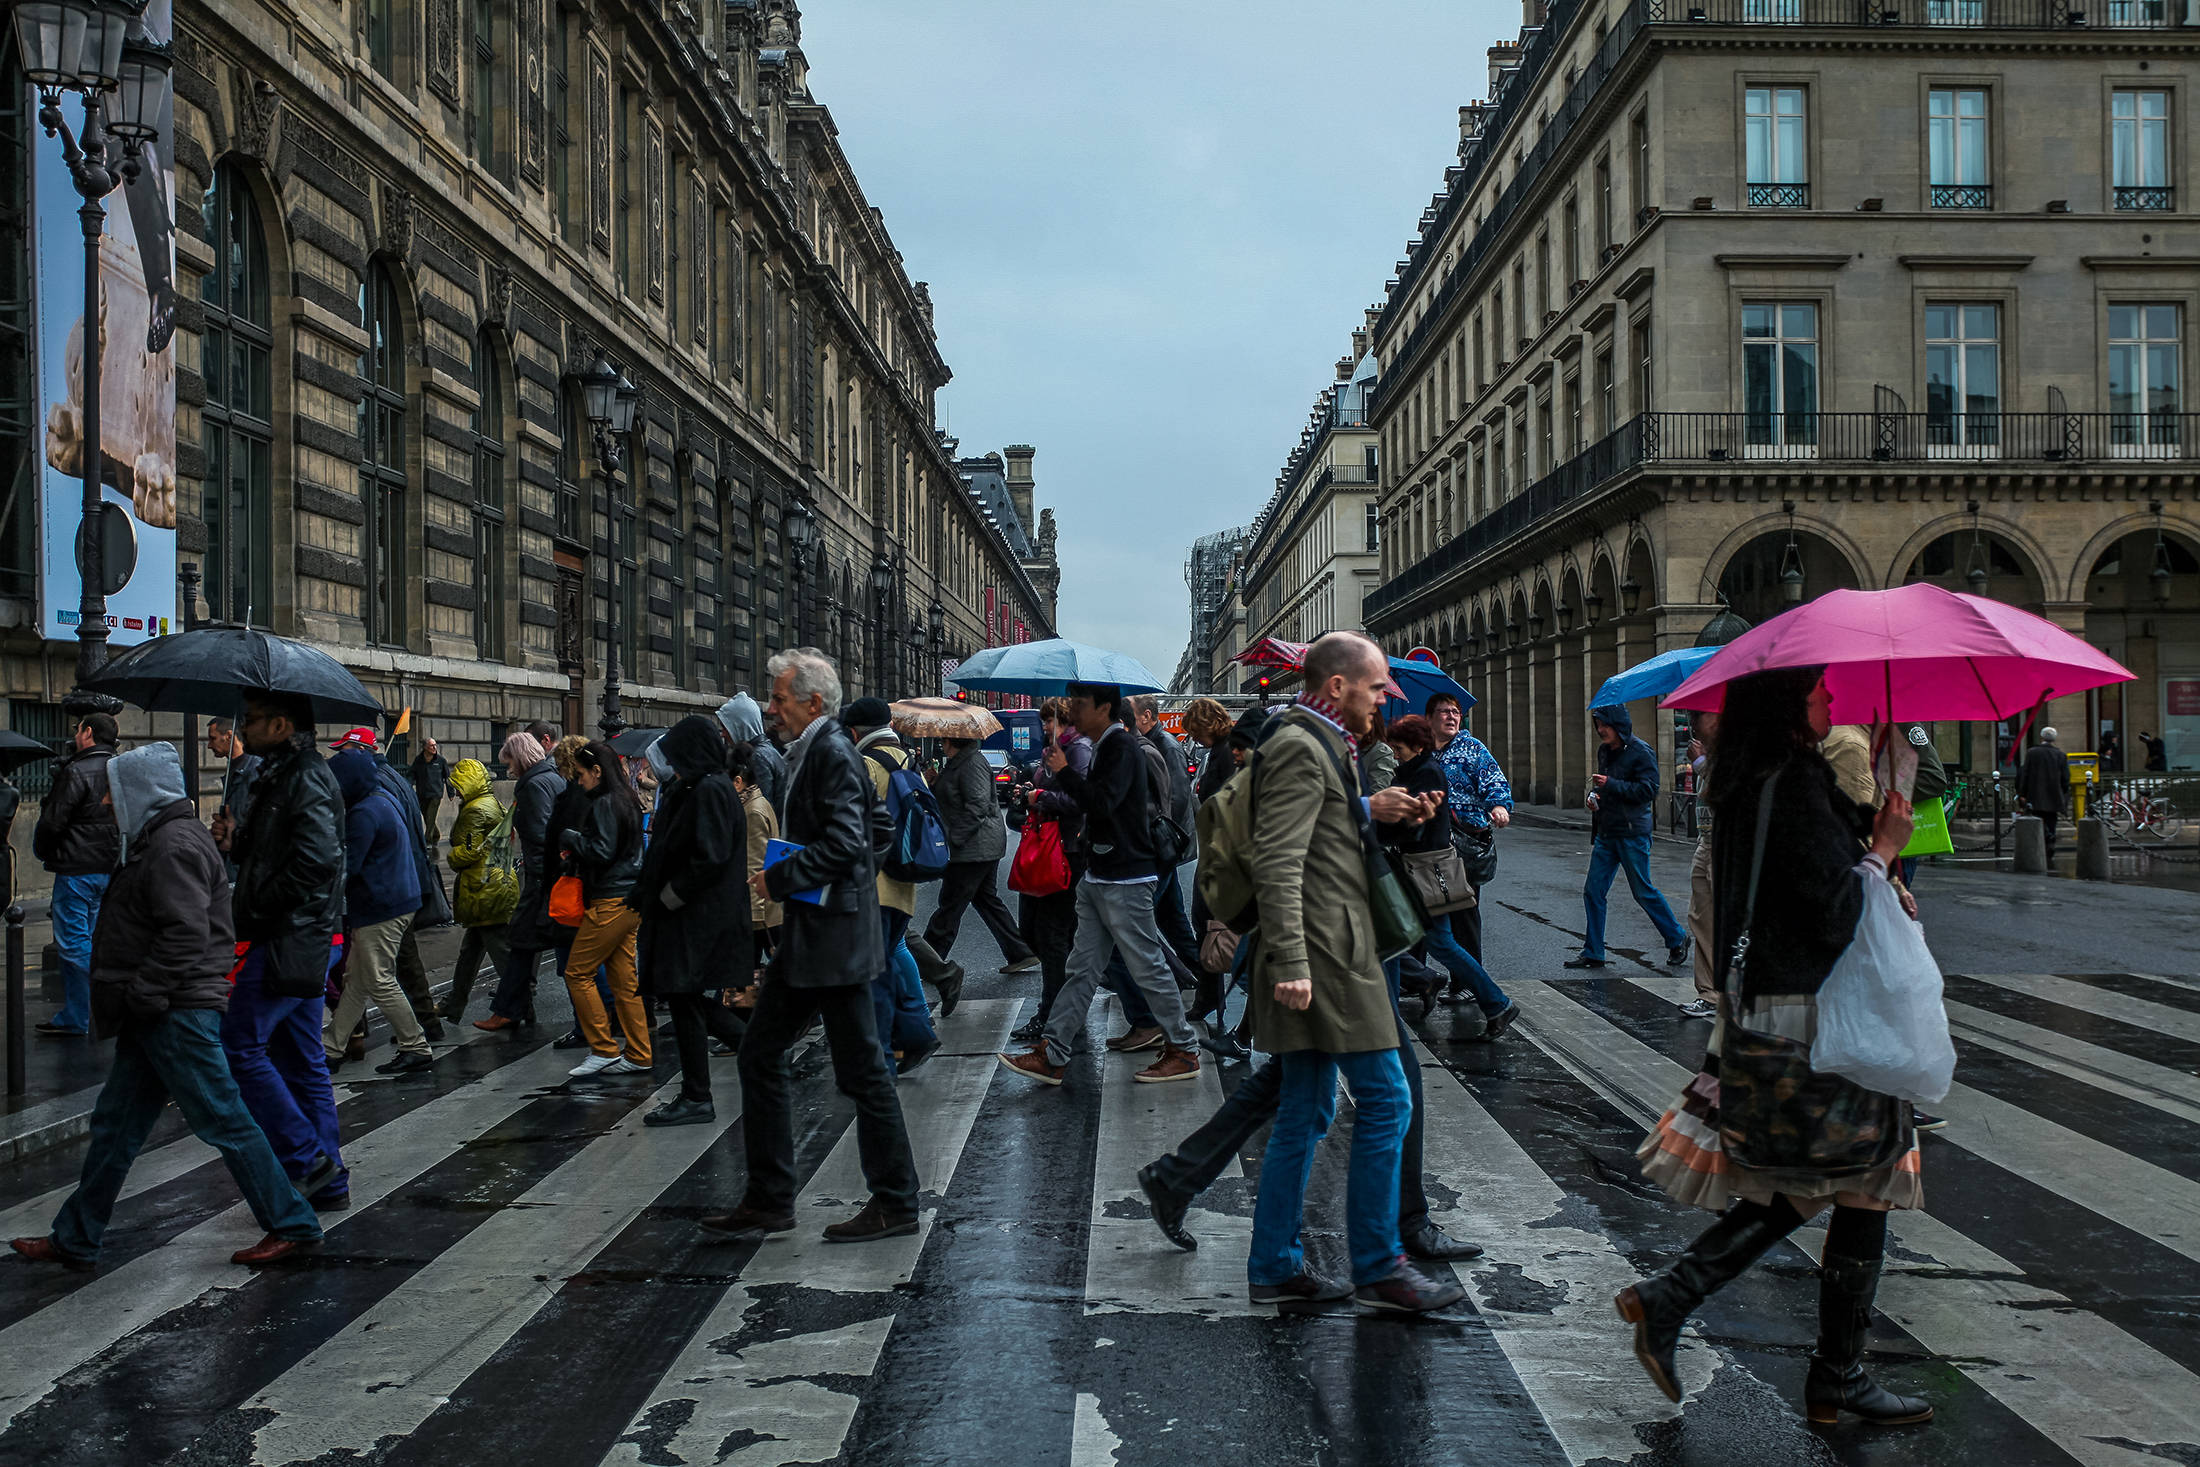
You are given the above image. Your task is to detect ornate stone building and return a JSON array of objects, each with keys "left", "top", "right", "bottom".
[
  {"left": 1235, "top": 332, "right": 1384, "bottom": 687},
  {"left": 0, "top": 0, "right": 1054, "bottom": 767},
  {"left": 1364, "top": 0, "right": 2200, "bottom": 803}
]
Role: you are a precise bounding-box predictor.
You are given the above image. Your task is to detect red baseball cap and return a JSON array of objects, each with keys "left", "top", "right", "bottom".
[{"left": 328, "top": 727, "right": 378, "bottom": 752}]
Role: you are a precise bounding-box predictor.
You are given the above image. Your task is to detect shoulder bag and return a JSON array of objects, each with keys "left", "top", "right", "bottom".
[
  {"left": 1715, "top": 767, "right": 1906, "bottom": 1177},
  {"left": 1400, "top": 842, "right": 1477, "bottom": 915}
]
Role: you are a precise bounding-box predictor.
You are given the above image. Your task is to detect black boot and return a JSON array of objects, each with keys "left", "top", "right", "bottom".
[
  {"left": 1615, "top": 1200, "right": 1801, "bottom": 1402},
  {"left": 1805, "top": 1252, "right": 1934, "bottom": 1426}
]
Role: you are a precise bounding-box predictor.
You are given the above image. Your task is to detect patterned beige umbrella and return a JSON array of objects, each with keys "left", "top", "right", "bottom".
[{"left": 890, "top": 697, "right": 1003, "bottom": 741}]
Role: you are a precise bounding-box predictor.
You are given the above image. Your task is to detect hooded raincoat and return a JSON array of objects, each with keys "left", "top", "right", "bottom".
[
  {"left": 89, "top": 743, "right": 236, "bottom": 1030},
  {"left": 631, "top": 716, "right": 753, "bottom": 995},
  {"left": 717, "top": 693, "right": 789, "bottom": 814},
  {"left": 446, "top": 758, "right": 519, "bottom": 928}
]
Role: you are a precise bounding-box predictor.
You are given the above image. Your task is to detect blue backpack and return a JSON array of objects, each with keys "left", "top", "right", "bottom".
[{"left": 865, "top": 750, "right": 951, "bottom": 883}]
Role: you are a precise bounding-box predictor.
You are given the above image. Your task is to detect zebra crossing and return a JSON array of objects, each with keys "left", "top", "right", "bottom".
[{"left": 0, "top": 967, "right": 2193, "bottom": 1467}]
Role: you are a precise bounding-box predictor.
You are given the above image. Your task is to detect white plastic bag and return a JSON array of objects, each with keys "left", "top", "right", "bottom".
[{"left": 1810, "top": 871, "right": 1957, "bottom": 1104}]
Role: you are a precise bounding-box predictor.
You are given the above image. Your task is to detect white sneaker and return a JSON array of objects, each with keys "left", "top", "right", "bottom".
[
  {"left": 607, "top": 1056, "right": 651, "bottom": 1074},
  {"left": 1677, "top": 998, "right": 1718, "bottom": 1020},
  {"left": 569, "top": 1053, "right": 622, "bottom": 1077}
]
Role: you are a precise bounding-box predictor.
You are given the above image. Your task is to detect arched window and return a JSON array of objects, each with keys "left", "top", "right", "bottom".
[
  {"left": 200, "top": 161, "right": 273, "bottom": 625},
  {"left": 469, "top": 329, "right": 506, "bottom": 661},
  {"left": 358, "top": 263, "right": 407, "bottom": 645}
]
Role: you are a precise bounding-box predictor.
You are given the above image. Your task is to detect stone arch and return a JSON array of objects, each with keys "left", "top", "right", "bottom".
[
  {"left": 1701, "top": 511, "right": 1873, "bottom": 605},
  {"left": 2067, "top": 511, "right": 2200, "bottom": 602},
  {"left": 1888, "top": 514, "right": 2052, "bottom": 610},
  {"left": 1714, "top": 527, "right": 1867, "bottom": 626},
  {"left": 1621, "top": 530, "right": 1659, "bottom": 614}
]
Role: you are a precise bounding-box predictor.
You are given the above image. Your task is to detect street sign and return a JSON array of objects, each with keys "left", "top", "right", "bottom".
[
  {"left": 1405, "top": 645, "right": 1441, "bottom": 665},
  {"left": 74, "top": 501, "right": 139, "bottom": 597}
]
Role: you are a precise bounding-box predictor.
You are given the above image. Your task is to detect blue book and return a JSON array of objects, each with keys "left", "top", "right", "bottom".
[{"left": 763, "top": 838, "right": 829, "bottom": 905}]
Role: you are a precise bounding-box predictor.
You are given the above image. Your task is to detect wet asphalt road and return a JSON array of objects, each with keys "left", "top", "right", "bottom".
[{"left": 0, "top": 823, "right": 2195, "bottom": 1467}]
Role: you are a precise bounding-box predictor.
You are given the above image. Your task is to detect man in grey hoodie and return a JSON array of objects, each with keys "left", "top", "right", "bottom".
[
  {"left": 10, "top": 744, "right": 324, "bottom": 1270},
  {"left": 717, "top": 692, "right": 789, "bottom": 817}
]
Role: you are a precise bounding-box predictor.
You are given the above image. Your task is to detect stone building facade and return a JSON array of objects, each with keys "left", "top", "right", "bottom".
[
  {"left": 0, "top": 0, "right": 1055, "bottom": 775},
  {"left": 1364, "top": 0, "right": 2200, "bottom": 805},
  {"left": 1235, "top": 335, "right": 1384, "bottom": 689}
]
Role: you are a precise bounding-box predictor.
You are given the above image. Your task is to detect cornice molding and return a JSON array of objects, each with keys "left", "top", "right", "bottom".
[
  {"left": 2083, "top": 254, "right": 2200, "bottom": 270},
  {"left": 1715, "top": 253, "right": 1852, "bottom": 269},
  {"left": 1897, "top": 253, "right": 2035, "bottom": 270}
]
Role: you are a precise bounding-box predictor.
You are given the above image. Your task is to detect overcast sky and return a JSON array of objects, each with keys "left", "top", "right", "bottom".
[{"left": 800, "top": 2, "right": 1506, "bottom": 684}]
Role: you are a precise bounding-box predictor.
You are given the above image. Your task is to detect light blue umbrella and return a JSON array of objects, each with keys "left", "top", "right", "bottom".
[
  {"left": 1592, "top": 646, "right": 1721, "bottom": 710},
  {"left": 1385, "top": 657, "right": 1475, "bottom": 719},
  {"left": 947, "top": 638, "right": 1168, "bottom": 697}
]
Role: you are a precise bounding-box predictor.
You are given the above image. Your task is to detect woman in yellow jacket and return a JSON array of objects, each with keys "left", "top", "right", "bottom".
[{"left": 437, "top": 757, "right": 518, "bottom": 1022}]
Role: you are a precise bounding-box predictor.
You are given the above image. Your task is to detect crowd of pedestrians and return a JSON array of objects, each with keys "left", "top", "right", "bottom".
[{"left": 3, "top": 623, "right": 1966, "bottom": 1426}]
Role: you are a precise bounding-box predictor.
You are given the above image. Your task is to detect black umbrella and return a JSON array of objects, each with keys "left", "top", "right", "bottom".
[
  {"left": 82, "top": 627, "right": 385, "bottom": 726},
  {"left": 0, "top": 730, "right": 57, "bottom": 777},
  {"left": 607, "top": 726, "right": 665, "bottom": 757}
]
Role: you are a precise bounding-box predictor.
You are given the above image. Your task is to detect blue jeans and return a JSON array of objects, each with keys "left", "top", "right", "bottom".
[
  {"left": 47, "top": 871, "right": 109, "bottom": 1031},
  {"left": 223, "top": 944, "right": 348, "bottom": 1196},
  {"left": 1582, "top": 833, "right": 1686, "bottom": 960},
  {"left": 872, "top": 909, "right": 937, "bottom": 1067},
  {"left": 51, "top": 1008, "right": 323, "bottom": 1261},
  {"left": 1428, "top": 913, "right": 1510, "bottom": 1016},
  {"left": 1248, "top": 1046, "right": 1411, "bottom": 1287}
]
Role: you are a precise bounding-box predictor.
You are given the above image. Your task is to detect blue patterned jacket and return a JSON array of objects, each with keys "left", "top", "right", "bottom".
[{"left": 1437, "top": 732, "right": 1513, "bottom": 832}]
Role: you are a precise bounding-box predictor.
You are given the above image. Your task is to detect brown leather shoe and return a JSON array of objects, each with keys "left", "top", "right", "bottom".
[
  {"left": 997, "top": 1046, "right": 1066, "bottom": 1086},
  {"left": 10, "top": 1236, "right": 93, "bottom": 1271},
  {"left": 1134, "top": 1046, "right": 1202, "bottom": 1084},
  {"left": 473, "top": 1015, "right": 517, "bottom": 1032},
  {"left": 231, "top": 1232, "right": 320, "bottom": 1267},
  {"left": 821, "top": 1199, "right": 919, "bottom": 1244},
  {"left": 1105, "top": 1025, "right": 1165, "bottom": 1053},
  {"left": 698, "top": 1202, "right": 797, "bottom": 1240}
]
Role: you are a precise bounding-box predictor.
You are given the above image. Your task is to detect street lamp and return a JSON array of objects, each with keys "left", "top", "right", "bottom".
[
  {"left": 581, "top": 350, "right": 637, "bottom": 736},
  {"left": 867, "top": 554, "right": 894, "bottom": 697},
  {"left": 1619, "top": 575, "right": 1643, "bottom": 617},
  {"left": 785, "top": 498, "right": 816, "bottom": 645},
  {"left": 15, "top": 0, "right": 169, "bottom": 688}
]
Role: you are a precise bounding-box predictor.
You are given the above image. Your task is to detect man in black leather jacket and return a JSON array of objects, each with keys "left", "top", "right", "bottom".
[
  {"left": 32, "top": 713, "right": 119, "bottom": 1036},
  {"left": 215, "top": 692, "right": 350, "bottom": 1210}
]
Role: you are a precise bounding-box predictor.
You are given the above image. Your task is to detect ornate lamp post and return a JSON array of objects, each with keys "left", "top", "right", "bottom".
[
  {"left": 15, "top": 0, "right": 170, "bottom": 686},
  {"left": 928, "top": 600, "right": 944, "bottom": 691},
  {"left": 867, "top": 555, "right": 893, "bottom": 697},
  {"left": 784, "top": 498, "right": 816, "bottom": 646},
  {"left": 581, "top": 351, "right": 638, "bottom": 736}
]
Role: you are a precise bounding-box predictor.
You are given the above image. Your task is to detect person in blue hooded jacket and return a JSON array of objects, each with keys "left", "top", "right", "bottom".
[
  {"left": 321, "top": 748, "right": 431, "bottom": 1074},
  {"left": 1566, "top": 705, "right": 1690, "bottom": 970}
]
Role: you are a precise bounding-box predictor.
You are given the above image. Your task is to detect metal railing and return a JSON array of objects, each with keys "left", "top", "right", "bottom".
[
  {"left": 1930, "top": 183, "right": 1994, "bottom": 209},
  {"left": 1365, "top": 409, "right": 2200, "bottom": 617},
  {"left": 1747, "top": 182, "right": 1811, "bottom": 208},
  {"left": 2115, "top": 185, "right": 2174, "bottom": 210}
]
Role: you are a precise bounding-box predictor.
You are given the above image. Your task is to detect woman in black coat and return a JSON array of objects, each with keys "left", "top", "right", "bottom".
[
  {"left": 1622, "top": 665, "right": 1928, "bottom": 1428},
  {"left": 630, "top": 716, "right": 753, "bottom": 1126},
  {"left": 1377, "top": 716, "right": 1515, "bottom": 1026}
]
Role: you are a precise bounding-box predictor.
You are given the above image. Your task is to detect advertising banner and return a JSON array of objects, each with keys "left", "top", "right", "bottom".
[{"left": 34, "top": 0, "right": 179, "bottom": 646}]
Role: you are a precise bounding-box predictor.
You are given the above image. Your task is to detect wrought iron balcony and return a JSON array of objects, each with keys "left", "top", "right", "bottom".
[
  {"left": 1931, "top": 184, "right": 1993, "bottom": 209},
  {"left": 2115, "top": 185, "right": 2174, "bottom": 211},
  {"left": 1363, "top": 409, "right": 2200, "bottom": 618},
  {"left": 1747, "top": 182, "right": 1811, "bottom": 208}
]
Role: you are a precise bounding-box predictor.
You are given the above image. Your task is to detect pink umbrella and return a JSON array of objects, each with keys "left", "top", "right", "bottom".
[{"left": 1662, "top": 584, "right": 2132, "bottom": 723}]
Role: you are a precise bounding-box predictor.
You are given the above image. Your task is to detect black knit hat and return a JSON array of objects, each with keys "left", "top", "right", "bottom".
[
  {"left": 1229, "top": 706, "right": 1271, "bottom": 749},
  {"left": 843, "top": 697, "right": 893, "bottom": 732}
]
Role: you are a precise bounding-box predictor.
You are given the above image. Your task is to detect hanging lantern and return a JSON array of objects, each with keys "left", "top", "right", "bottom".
[
  {"left": 1778, "top": 532, "right": 1805, "bottom": 605},
  {"left": 2153, "top": 530, "right": 2175, "bottom": 605}
]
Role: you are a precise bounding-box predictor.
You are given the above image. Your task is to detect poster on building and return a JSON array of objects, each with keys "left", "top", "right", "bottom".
[
  {"left": 2165, "top": 676, "right": 2200, "bottom": 770},
  {"left": 34, "top": 0, "right": 179, "bottom": 648}
]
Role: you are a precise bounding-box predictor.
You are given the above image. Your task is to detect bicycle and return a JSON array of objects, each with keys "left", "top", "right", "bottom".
[{"left": 2096, "top": 786, "right": 2184, "bottom": 842}]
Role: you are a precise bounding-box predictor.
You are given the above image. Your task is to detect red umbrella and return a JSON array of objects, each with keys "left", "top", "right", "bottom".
[
  {"left": 1663, "top": 584, "right": 2132, "bottom": 723},
  {"left": 1233, "top": 637, "right": 1309, "bottom": 670}
]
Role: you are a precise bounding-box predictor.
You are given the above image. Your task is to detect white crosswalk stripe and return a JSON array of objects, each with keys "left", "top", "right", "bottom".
[
  {"left": 0, "top": 1041, "right": 578, "bottom": 1431},
  {"left": 3, "top": 969, "right": 2197, "bottom": 1467},
  {"left": 597, "top": 999, "right": 1016, "bottom": 1467}
]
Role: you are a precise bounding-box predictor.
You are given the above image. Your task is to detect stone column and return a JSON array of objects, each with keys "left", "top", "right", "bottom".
[
  {"left": 1556, "top": 629, "right": 1590, "bottom": 808},
  {"left": 1507, "top": 641, "right": 1532, "bottom": 801}
]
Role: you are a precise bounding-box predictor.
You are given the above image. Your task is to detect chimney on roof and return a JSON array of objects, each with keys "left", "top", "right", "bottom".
[
  {"left": 1351, "top": 328, "right": 1369, "bottom": 358},
  {"left": 1336, "top": 356, "right": 1353, "bottom": 382},
  {"left": 1002, "top": 444, "right": 1036, "bottom": 537}
]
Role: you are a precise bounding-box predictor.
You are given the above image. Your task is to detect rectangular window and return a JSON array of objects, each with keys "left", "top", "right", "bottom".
[
  {"left": 1536, "top": 232, "right": 1551, "bottom": 321},
  {"left": 1537, "top": 397, "right": 1554, "bottom": 473},
  {"left": 366, "top": 0, "right": 396, "bottom": 80},
  {"left": 1565, "top": 376, "right": 1583, "bottom": 455},
  {"left": 1925, "top": 302, "right": 2001, "bottom": 450},
  {"left": 615, "top": 90, "right": 633, "bottom": 292},
  {"left": 1926, "top": 0, "right": 1984, "bottom": 23},
  {"left": 1630, "top": 113, "right": 1651, "bottom": 226},
  {"left": 1744, "top": 0, "right": 1802, "bottom": 19},
  {"left": 1492, "top": 287, "right": 1506, "bottom": 364},
  {"left": 1563, "top": 196, "right": 1580, "bottom": 288},
  {"left": 1494, "top": 421, "right": 1509, "bottom": 497},
  {"left": 1595, "top": 152, "right": 1613, "bottom": 255},
  {"left": 1632, "top": 317, "right": 1654, "bottom": 415},
  {"left": 1596, "top": 348, "right": 1615, "bottom": 435},
  {"left": 2107, "top": 0, "right": 2170, "bottom": 25},
  {"left": 1928, "top": 89, "right": 1990, "bottom": 208},
  {"left": 2113, "top": 91, "right": 2172, "bottom": 210},
  {"left": 2109, "top": 303, "right": 2182, "bottom": 452},
  {"left": 1514, "top": 410, "right": 1529, "bottom": 488},
  {"left": 1745, "top": 86, "right": 1808, "bottom": 207},
  {"left": 1473, "top": 310, "right": 1487, "bottom": 388},
  {"left": 1742, "top": 302, "right": 1820, "bottom": 448},
  {"left": 1511, "top": 259, "right": 1526, "bottom": 345},
  {"left": 550, "top": 15, "right": 571, "bottom": 240},
  {"left": 1365, "top": 500, "right": 1379, "bottom": 552}
]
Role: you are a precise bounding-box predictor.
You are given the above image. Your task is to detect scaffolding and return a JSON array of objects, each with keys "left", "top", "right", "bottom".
[{"left": 1175, "top": 525, "right": 1252, "bottom": 692}]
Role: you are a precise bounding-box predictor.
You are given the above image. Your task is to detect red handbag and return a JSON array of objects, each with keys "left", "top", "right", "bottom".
[{"left": 1008, "top": 819, "right": 1073, "bottom": 897}]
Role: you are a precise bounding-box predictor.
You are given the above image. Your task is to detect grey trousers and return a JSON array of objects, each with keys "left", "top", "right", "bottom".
[{"left": 1042, "top": 879, "right": 1192, "bottom": 1065}]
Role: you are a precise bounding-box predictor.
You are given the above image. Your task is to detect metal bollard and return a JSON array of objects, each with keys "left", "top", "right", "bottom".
[{"left": 6, "top": 905, "right": 23, "bottom": 1097}]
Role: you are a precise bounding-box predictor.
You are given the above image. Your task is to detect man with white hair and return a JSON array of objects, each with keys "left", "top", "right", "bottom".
[
  {"left": 705, "top": 649, "right": 920, "bottom": 1245},
  {"left": 2017, "top": 725, "right": 2072, "bottom": 855}
]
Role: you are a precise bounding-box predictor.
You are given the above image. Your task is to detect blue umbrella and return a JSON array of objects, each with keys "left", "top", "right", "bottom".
[
  {"left": 1592, "top": 645, "right": 1721, "bottom": 710},
  {"left": 947, "top": 638, "right": 1167, "bottom": 697},
  {"left": 1385, "top": 657, "right": 1475, "bottom": 719}
]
